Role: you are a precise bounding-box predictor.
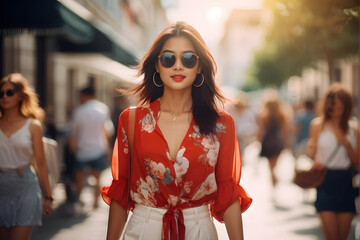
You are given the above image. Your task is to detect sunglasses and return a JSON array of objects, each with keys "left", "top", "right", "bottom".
[
  {"left": 0, "top": 89, "right": 16, "bottom": 99},
  {"left": 158, "top": 53, "right": 199, "bottom": 69}
]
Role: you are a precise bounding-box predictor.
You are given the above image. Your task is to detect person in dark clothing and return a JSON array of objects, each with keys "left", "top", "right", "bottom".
[
  {"left": 256, "top": 89, "right": 289, "bottom": 187},
  {"left": 293, "top": 99, "right": 316, "bottom": 158}
]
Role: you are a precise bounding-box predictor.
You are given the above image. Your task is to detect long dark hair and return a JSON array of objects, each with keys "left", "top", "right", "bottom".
[
  {"left": 321, "top": 83, "right": 353, "bottom": 133},
  {"left": 125, "top": 21, "right": 226, "bottom": 135}
]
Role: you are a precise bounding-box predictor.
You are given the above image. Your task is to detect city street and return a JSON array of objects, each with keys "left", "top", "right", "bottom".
[
  {"left": 31, "top": 143, "right": 357, "bottom": 240},
  {"left": 1, "top": 1, "right": 358, "bottom": 239}
]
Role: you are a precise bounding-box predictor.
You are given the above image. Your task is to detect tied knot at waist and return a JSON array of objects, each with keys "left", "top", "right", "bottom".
[{"left": 162, "top": 206, "right": 185, "bottom": 240}]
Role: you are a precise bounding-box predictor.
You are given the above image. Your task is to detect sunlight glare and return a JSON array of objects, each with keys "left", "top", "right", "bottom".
[{"left": 205, "top": 6, "right": 223, "bottom": 24}]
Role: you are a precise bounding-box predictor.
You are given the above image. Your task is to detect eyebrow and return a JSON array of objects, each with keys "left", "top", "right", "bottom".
[{"left": 160, "top": 50, "right": 196, "bottom": 54}]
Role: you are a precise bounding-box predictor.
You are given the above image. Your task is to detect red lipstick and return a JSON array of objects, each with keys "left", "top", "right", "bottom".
[{"left": 171, "top": 74, "right": 185, "bottom": 82}]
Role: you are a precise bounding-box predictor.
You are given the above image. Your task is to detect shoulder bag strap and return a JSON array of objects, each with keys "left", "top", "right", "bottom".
[
  {"left": 326, "top": 144, "right": 341, "bottom": 165},
  {"left": 128, "top": 107, "right": 136, "bottom": 154},
  {"left": 126, "top": 106, "right": 136, "bottom": 215}
]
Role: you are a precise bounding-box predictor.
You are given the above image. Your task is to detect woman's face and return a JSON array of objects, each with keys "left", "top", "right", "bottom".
[
  {"left": 0, "top": 82, "right": 21, "bottom": 111},
  {"left": 326, "top": 94, "right": 344, "bottom": 119},
  {"left": 156, "top": 36, "right": 201, "bottom": 92}
]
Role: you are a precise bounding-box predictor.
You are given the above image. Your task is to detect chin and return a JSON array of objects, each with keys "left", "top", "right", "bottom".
[{"left": 168, "top": 83, "right": 192, "bottom": 91}]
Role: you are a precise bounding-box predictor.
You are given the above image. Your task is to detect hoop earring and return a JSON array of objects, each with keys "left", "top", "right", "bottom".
[
  {"left": 153, "top": 72, "right": 163, "bottom": 87},
  {"left": 193, "top": 73, "right": 204, "bottom": 87}
]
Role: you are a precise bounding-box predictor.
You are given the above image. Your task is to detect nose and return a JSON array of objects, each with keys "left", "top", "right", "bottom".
[{"left": 173, "top": 57, "right": 184, "bottom": 70}]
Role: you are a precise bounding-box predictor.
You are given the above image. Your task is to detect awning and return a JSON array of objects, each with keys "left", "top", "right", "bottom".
[
  {"left": 0, "top": 0, "right": 63, "bottom": 30},
  {"left": 0, "top": 0, "right": 138, "bottom": 66}
]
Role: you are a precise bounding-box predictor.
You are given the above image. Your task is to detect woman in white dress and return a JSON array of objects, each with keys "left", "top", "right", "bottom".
[{"left": 0, "top": 73, "right": 53, "bottom": 240}]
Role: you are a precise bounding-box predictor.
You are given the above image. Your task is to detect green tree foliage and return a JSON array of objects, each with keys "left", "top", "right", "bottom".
[{"left": 249, "top": 0, "right": 359, "bottom": 87}]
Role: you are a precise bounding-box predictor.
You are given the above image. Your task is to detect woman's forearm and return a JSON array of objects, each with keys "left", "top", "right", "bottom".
[
  {"left": 107, "top": 200, "right": 128, "bottom": 240},
  {"left": 36, "top": 160, "right": 52, "bottom": 197},
  {"left": 223, "top": 199, "right": 244, "bottom": 240}
]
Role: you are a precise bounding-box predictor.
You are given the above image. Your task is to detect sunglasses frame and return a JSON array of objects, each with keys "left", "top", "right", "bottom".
[
  {"left": 158, "top": 52, "right": 199, "bottom": 69},
  {"left": 0, "top": 89, "right": 16, "bottom": 99}
]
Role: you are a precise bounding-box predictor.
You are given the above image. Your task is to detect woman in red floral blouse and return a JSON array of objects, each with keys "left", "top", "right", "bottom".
[{"left": 102, "top": 21, "right": 252, "bottom": 240}]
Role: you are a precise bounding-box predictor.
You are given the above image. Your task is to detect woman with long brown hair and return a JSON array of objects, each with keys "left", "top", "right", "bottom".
[
  {"left": 0, "top": 73, "right": 53, "bottom": 240},
  {"left": 101, "top": 22, "right": 252, "bottom": 240},
  {"left": 256, "top": 89, "right": 289, "bottom": 187},
  {"left": 306, "top": 83, "right": 359, "bottom": 240}
]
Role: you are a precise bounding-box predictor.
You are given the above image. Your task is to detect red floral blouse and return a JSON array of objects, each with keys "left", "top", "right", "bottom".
[{"left": 101, "top": 99, "right": 252, "bottom": 236}]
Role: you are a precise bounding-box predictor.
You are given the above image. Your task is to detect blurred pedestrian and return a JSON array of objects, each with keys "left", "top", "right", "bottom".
[
  {"left": 43, "top": 105, "right": 58, "bottom": 140},
  {"left": 0, "top": 73, "right": 53, "bottom": 240},
  {"left": 306, "top": 83, "right": 359, "bottom": 240},
  {"left": 69, "top": 86, "right": 114, "bottom": 210},
  {"left": 111, "top": 94, "right": 129, "bottom": 145},
  {"left": 62, "top": 133, "right": 78, "bottom": 207},
  {"left": 292, "top": 99, "right": 316, "bottom": 158},
  {"left": 229, "top": 91, "right": 257, "bottom": 158},
  {"left": 102, "top": 21, "right": 252, "bottom": 240},
  {"left": 61, "top": 102, "right": 78, "bottom": 207},
  {"left": 256, "top": 89, "right": 289, "bottom": 187}
]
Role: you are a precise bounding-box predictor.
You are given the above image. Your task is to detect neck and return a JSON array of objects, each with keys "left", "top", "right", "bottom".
[
  {"left": 2, "top": 108, "right": 22, "bottom": 122},
  {"left": 81, "top": 96, "right": 95, "bottom": 104},
  {"left": 160, "top": 89, "right": 192, "bottom": 114},
  {"left": 328, "top": 117, "right": 341, "bottom": 126}
]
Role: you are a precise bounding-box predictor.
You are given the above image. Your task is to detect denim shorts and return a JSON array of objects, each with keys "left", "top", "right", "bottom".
[
  {"left": 74, "top": 155, "right": 107, "bottom": 171},
  {"left": 0, "top": 167, "right": 42, "bottom": 227}
]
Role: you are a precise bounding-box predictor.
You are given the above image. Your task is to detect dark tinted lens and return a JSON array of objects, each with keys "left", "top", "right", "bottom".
[
  {"left": 160, "top": 54, "right": 176, "bottom": 68},
  {"left": 0, "top": 89, "right": 16, "bottom": 98},
  {"left": 6, "top": 89, "right": 15, "bottom": 97},
  {"left": 182, "top": 54, "right": 198, "bottom": 68}
]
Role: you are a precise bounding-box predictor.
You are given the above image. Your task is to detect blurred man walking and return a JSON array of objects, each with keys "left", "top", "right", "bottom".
[{"left": 69, "top": 86, "right": 114, "bottom": 210}]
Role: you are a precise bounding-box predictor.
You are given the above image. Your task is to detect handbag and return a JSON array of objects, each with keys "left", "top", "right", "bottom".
[
  {"left": 293, "top": 159, "right": 327, "bottom": 189},
  {"left": 31, "top": 137, "right": 59, "bottom": 197},
  {"left": 294, "top": 144, "right": 340, "bottom": 189},
  {"left": 42, "top": 137, "right": 60, "bottom": 191},
  {"left": 126, "top": 107, "right": 136, "bottom": 214}
]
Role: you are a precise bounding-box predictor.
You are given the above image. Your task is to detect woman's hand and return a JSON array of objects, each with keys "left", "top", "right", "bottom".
[
  {"left": 312, "top": 161, "right": 326, "bottom": 171},
  {"left": 43, "top": 198, "right": 54, "bottom": 216}
]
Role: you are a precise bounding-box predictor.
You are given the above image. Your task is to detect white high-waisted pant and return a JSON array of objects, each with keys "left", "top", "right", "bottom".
[{"left": 123, "top": 204, "right": 218, "bottom": 240}]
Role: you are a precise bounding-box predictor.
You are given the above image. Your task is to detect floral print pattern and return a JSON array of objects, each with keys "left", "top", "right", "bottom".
[
  {"left": 135, "top": 108, "right": 226, "bottom": 204},
  {"left": 174, "top": 147, "right": 189, "bottom": 180},
  {"left": 140, "top": 113, "right": 156, "bottom": 133},
  {"left": 121, "top": 127, "right": 129, "bottom": 154},
  {"left": 149, "top": 160, "right": 166, "bottom": 180},
  {"left": 201, "top": 135, "right": 220, "bottom": 167},
  {"left": 102, "top": 99, "right": 252, "bottom": 222},
  {"left": 192, "top": 173, "right": 217, "bottom": 200},
  {"left": 145, "top": 159, "right": 174, "bottom": 185},
  {"left": 168, "top": 195, "right": 179, "bottom": 207},
  {"left": 131, "top": 176, "right": 158, "bottom": 207},
  {"left": 190, "top": 124, "right": 223, "bottom": 168}
]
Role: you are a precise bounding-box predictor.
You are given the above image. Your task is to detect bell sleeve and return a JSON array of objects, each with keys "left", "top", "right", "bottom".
[
  {"left": 210, "top": 112, "right": 252, "bottom": 222},
  {"left": 101, "top": 108, "right": 131, "bottom": 209}
]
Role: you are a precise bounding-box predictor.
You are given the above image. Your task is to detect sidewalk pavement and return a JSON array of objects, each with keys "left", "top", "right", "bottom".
[{"left": 31, "top": 144, "right": 360, "bottom": 240}]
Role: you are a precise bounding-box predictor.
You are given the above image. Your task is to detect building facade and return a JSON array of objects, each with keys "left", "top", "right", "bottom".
[
  {"left": 218, "top": 8, "right": 269, "bottom": 90},
  {"left": 287, "top": 58, "right": 359, "bottom": 117},
  {"left": 1, "top": 0, "right": 169, "bottom": 128}
]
